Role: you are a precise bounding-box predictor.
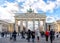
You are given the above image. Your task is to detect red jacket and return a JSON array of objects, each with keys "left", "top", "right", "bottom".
[{"left": 45, "top": 31, "right": 49, "bottom": 36}]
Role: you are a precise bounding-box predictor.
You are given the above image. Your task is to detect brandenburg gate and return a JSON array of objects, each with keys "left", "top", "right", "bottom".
[{"left": 14, "top": 9, "right": 46, "bottom": 32}]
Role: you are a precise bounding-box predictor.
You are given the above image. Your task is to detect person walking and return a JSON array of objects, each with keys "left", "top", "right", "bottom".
[
  {"left": 31, "top": 31, "right": 35, "bottom": 42},
  {"left": 1, "top": 32, "right": 4, "bottom": 37},
  {"left": 45, "top": 30, "right": 49, "bottom": 42},
  {"left": 50, "top": 29, "right": 55, "bottom": 43},
  {"left": 12, "top": 30, "right": 17, "bottom": 41},
  {"left": 36, "top": 29, "right": 40, "bottom": 42},
  {"left": 21, "top": 30, "right": 25, "bottom": 39},
  {"left": 27, "top": 29, "right": 31, "bottom": 42},
  {"left": 56, "top": 32, "right": 59, "bottom": 38}
]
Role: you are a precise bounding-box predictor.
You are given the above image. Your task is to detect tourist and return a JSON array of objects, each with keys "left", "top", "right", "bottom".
[
  {"left": 40, "top": 31, "right": 45, "bottom": 37},
  {"left": 45, "top": 30, "right": 49, "bottom": 42},
  {"left": 50, "top": 29, "right": 55, "bottom": 43},
  {"left": 56, "top": 32, "right": 59, "bottom": 38},
  {"left": 31, "top": 31, "right": 35, "bottom": 42},
  {"left": 27, "top": 29, "right": 31, "bottom": 42},
  {"left": 36, "top": 29, "right": 40, "bottom": 42},
  {"left": 12, "top": 30, "right": 17, "bottom": 41},
  {"left": 21, "top": 30, "right": 25, "bottom": 39},
  {"left": 1, "top": 32, "right": 4, "bottom": 37}
]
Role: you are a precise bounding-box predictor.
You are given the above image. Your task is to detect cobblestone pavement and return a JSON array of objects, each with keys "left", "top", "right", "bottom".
[{"left": 0, "top": 35, "right": 60, "bottom": 43}]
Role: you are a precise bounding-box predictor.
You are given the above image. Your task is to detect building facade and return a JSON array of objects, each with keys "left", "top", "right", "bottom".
[
  {"left": 14, "top": 9, "right": 46, "bottom": 32},
  {"left": 0, "top": 20, "right": 14, "bottom": 33}
]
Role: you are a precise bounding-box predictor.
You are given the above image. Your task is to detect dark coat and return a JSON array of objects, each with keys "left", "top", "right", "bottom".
[
  {"left": 12, "top": 31, "right": 17, "bottom": 38},
  {"left": 50, "top": 30, "right": 55, "bottom": 36},
  {"left": 31, "top": 31, "right": 35, "bottom": 39},
  {"left": 50, "top": 30, "right": 55, "bottom": 40}
]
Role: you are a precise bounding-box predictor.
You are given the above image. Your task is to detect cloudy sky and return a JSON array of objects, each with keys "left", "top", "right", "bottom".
[{"left": 0, "top": 0, "right": 60, "bottom": 23}]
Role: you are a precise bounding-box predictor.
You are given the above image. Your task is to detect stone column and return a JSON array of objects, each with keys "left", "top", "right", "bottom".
[
  {"left": 15, "top": 19, "right": 18, "bottom": 32},
  {"left": 0, "top": 24, "right": 3, "bottom": 32},
  {"left": 20, "top": 20, "right": 23, "bottom": 32},
  {"left": 38, "top": 19, "right": 40, "bottom": 31},
  {"left": 43, "top": 20, "right": 46, "bottom": 32},
  {"left": 33, "top": 19, "right": 35, "bottom": 31},
  {"left": 26, "top": 19, "right": 28, "bottom": 31},
  {"left": 10, "top": 23, "right": 14, "bottom": 32}
]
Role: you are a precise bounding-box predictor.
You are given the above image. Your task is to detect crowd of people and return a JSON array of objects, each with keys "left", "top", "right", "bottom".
[{"left": 0, "top": 29, "right": 60, "bottom": 43}]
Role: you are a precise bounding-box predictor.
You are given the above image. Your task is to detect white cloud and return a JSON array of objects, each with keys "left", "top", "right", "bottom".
[
  {"left": 0, "top": 1, "right": 19, "bottom": 23},
  {"left": 46, "top": 16, "right": 56, "bottom": 23},
  {"left": 43, "top": 2, "right": 56, "bottom": 12},
  {"left": 9, "top": 0, "right": 60, "bottom": 13},
  {"left": 56, "top": 0, "right": 60, "bottom": 8},
  {"left": 57, "top": 0, "right": 60, "bottom": 1},
  {"left": 16, "top": 0, "right": 26, "bottom": 2},
  {"left": 0, "top": 6, "right": 15, "bottom": 23},
  {"left": 0, "top": 0, "right": 60, "bottom": 23},
  {"left": 17, "top": 0, "right": 60, "bottom": 13},
  {"left": 2, "top": 0, "right": 59, "bottom": 13},
  {"left": 53, "top": 15, "right": 60, "bottom": 20},
  {"left": 4, "top": 1, "right": 19, "bottom": 13}
]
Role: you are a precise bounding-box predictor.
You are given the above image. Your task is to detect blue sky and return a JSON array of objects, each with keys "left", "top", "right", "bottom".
[{"left": 0, "top": 0, "right": 60, "bottom": 23}]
